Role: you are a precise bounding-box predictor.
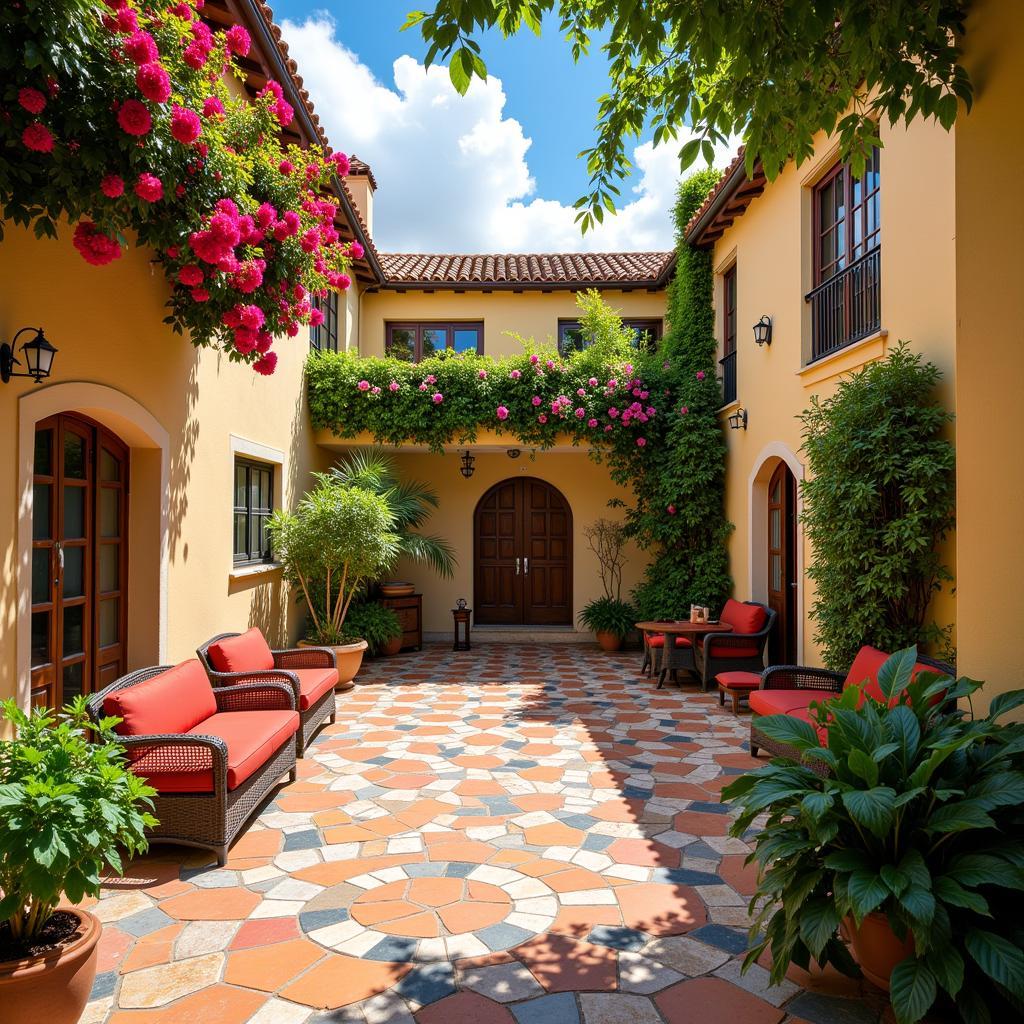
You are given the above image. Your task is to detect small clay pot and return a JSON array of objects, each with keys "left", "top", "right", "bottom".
[
  {"left": 0, "top": 908, "right": 101, "bottom": 1024},
  {"left": 380, "top": 635, "right": 404, "bottom": 657},
  {"left": 299, "top": 638, "right": 368, "bottom": 689},
  {"left": 842, "top": 912, "right": 915, "bottom": 991},
  {"left": 596, "top": 631, "right": 624, "bottom": 652}
]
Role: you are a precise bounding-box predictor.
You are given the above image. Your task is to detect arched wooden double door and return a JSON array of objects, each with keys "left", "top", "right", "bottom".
[
  {"left": 474, "top": 478, "right": 572, "bottom": 625},
  {"left": 30, "top": 414, "right": 129, "bottom": 708},
  {"left": 767, "top": 462, "right": 798, "bottom": 665}
]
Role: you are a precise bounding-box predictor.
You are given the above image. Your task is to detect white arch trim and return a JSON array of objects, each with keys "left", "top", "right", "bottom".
[
  {"left": 746, "top": 442, "right": 807, "bottom": 661},
  {"left": 17, "top": 382, "right": 170, "bottom": 708}
]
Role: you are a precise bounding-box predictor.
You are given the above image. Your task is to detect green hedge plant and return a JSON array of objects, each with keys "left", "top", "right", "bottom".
[
  {"left": 723, "top": 650, "right": 1024, "bottom": 1024},
  {"left": 344, "top": 601, "right": 402, "bottom": 655},
  {"left": 0, "top": 698, "right": 156, "bottom": 949}
]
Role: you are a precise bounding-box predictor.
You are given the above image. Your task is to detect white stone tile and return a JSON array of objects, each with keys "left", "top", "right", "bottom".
[
  {"left": 309, "top": 920, "right": 366, "bottom": 947},
  {"left": 467, "top": 865, "right": 522, "bottom": 885},
  {"left": 263, "top": 878, "right": 324, "bottom": 902},
  {"left": 560, "top": 887, "right": 617, "bottom": 905},
  {"left": 245, "top": 997, "right": 313, "bottom": 1024},
  {"left": 248, "top": 899, "right": 305, "bottom": 919},
  {"left": 338, "top": 930, "right": 388, "bottom": 957}
]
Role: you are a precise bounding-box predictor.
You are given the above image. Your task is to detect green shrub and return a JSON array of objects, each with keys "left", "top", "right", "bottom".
[
  {"left": 0, "top": 698, "right": 156, "bottom": 948},
  {"left": 579, "top": 597, "right": 637, "bottom": 638},
  {"left": 345, "top": 601, "right": 402, "bottom": 654},
  {"left": 800, "top": 343, "right": 955, "bottom": 667}
]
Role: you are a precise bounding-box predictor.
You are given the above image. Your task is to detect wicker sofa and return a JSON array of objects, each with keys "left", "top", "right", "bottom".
[
  {"left": 197, "top": 628, "right": 338, "bottom": 756},
  {"left": 87, "top": 660, "right": 299, "bottom": 865},
  {"left": 749, "top": 645, "right": 955, "bottom": 767},
  {"left": 694, "top": 599, "right": 776, "bottom": 691}
]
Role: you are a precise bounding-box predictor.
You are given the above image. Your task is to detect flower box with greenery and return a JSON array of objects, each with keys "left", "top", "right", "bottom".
[
  {"left": 579, "top": 517, "right": 636, "bottom": 651},
  {"left": 722, "top": 649, "right": 1024, "bottom": 1024},
  {"left": 1, "top": 0, "right": 357, "bottom": 373},
  {"left": 0, "top": 697, "right": 156, "bottom": 1022},
  {"left": 344, "top": 600, "right": 403, "bottom": 657}
]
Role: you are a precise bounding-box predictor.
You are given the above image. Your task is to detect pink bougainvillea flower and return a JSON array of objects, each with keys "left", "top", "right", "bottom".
[
  {"left": 18, "top": 87, "right": 46, "bottom": 114},
  {"left": 118, "top": 99, "right": 152, "bottom": 136},
  {"left": 357, "top": 380, "right": 370, "bottom": 391},
  {"left": 529, "top": 354, "right": 540, "bottom": 365},
  {"left": 432, "top": 392, "right": 444, "bottom": 404},
  {"left": 136, "top": 62, "right": 171, "bottom": 103},
  {"left": 389, "top": 380, "right": 400, "bottom": 392},
  {"left": 588, "top": 377, "right": 598, "bottom": 387},
  {"left": 537, "top": 414, "right": 548, "bottom": 424},
  {"left": 604, "top": 424, "right": 613, "bottom": 433},
  {"left": 182, "top": 42, "right": 208, "bottom": 70},
  {"left": 425, "top": 374, "right": 437, "bottom": 384},
  {"left": 134, "top": 172, "right": 163, "bottom": 202},
  {"left": 478, "top": 370, "right": 488, "bottom": 380},
  {"left": 72, "top": 221, "right": 121, "bottom": 266},
  {"left": 124, "top": 30, "right": 159, "bottom": 65},
  {"left": 253, "top": 352, "right": 278, "bottom": 375},
  {"left": 531, "top": 395, "right": 542, "bottom": 407},
  {"left": 636, "top": 437, "right": 647, "bottom": 447},
  {"left": 177, "top": 264, "right": 204, "bottom": 287},
  {"left": 575, "top": 408, "right": 585, "bottom": 418},
  {"left": 330, "top": 151, "right": 351, "bottom": 175},
  {"left": 496, "top": 406, "right": 509, "bottom": 420},
  {"left": 679, "top": 406, "right": 689, "bottom": 415},
  {"left": 309, "top": 307, "right": 324, "bottom": 328},
  {"left": 225, "top": 24, "right": 251, "bottom": 56},
  {"left": 278, "top": 159, "right": 294, "bottom": 175},
  {"left": 256, "top": 331, "right": 273, "bottom": 353},
  {"left": 587, "top": 418, "right": 598, "bottom": 428},
  {"left": 418, "top": 383, "right": 428, "bottom": 391},
  {"left": 509, "top": 369, "right": 521, "bottom": 380},
  {"left": 608, "top": 407, "right": 619, "bottom": 419},
  {"left": 233, "top": 328, "right": 257, "bottom": 354},
  {"left": 190, "top": 288, "right": 209, "bottom": 302},
  {"left": 202, "top": 95, "right": 224, "bottom": 119},
  {"left": 667, "top": 504, "right": 677, "bottom": 515},
  {"left": 349, "top": 240, "right": 364, "bottom": 260},
  {"left": 237, "top": 304, "right": 264, "bottom": 330},
  {"left": 696, "top": 370, "right": 706, "bottom": 381},
  {"left": 371, "top": 386, "right": 382, "bottom": 395},
  {"left": 170, "top": 105, "right": 201, "bottom": 144},
  {"left": 115, "top": 6, "right": 139, "bottom": 32},
  {"left": 22, "top": 122, "right": 54, "bottom": 153},
  {"left": 100, "top": 173, "right": 124, "bottom": 198}
]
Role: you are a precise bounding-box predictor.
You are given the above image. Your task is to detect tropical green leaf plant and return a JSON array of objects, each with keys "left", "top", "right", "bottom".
[
  {"left": 579, "top": 596, "right": 637, "bottom": 639},
  {"left": 343, "top": 601, "right": 402, "bottom": 655},
  {"left": 266, "top": 476, "right": 400, "bottom": 645},
  {"left": 722, "top": 649, "right": 1024, "bottom": 1024},
  {"left": 327, "top": 449, "right": 457, "bottom": 579},
  {"left": 0, "top": 697, "right": 157, "bottom": 951}
]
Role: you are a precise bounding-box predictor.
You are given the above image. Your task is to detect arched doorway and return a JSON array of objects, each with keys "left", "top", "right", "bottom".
[
  {"left": 767, "top": 462, "right": 798, "bottom": 664},
  {"left": 474, "top": 477, "right": 572, "bottom": 625},
  {"left": 30, "top": 414, "right": 130, "bottom": 708}
]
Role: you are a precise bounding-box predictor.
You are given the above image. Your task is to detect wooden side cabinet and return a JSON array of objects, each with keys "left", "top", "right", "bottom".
[{"left": 380, "top": 594, "right": 422, "bottom": 651}]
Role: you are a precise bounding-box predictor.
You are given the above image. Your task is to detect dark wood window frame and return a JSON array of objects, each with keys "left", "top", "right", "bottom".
[
  {"left": 233, "top": 458, "right": 274, "bottom": 566},
  {"left": 385, "top": 321, "right": 484, "bottom": 362},
  {"left": 310, "top": 291, "right": 340, "bottom": 353},
  {"left": 720, "top": 264, "right": 738, "bottom": 405},
  {"left": 557, "top": 318, "right": 663, "bottom": 356}
]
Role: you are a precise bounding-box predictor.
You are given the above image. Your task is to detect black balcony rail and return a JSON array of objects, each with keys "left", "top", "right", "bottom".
[
  {"left": 719, "top": 349, "right": 737, "bottom": 406},
  {"left": 805, "top": 247, "right": 881, "bottom": 362}
]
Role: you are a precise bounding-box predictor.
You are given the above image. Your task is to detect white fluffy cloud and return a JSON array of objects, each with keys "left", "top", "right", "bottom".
[{"left": 282, "top": 15, "right": 734, "bottom": 253}]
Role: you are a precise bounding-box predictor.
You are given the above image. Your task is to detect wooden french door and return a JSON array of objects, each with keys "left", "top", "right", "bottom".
[
  {"left": 474, "top": 478, "right": 572, "bottom": 626},
  {"left": 30, "top": 415, "right": 129, "bottom": 709},
  {"left": 767, "top": 462, "right": 798, "bottom": 664}
]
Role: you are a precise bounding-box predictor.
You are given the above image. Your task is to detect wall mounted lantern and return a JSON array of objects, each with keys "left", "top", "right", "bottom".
[
  {"left": 752, "top": 315, "right": 773, "bottom": 347},
  {"left": 506, "top": 448, "right": 521, "bottom": 459},
  {"left": 727, "top": 406, "right": 748, "bottom": 431},
  {"left": 1, "top": 327, "right": 58, "bottom": 384},
  {"left": 459, "top": 450, "right": 476, "bottom": 479}
]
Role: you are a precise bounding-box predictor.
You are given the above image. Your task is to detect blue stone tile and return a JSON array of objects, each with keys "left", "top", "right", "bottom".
[
  {"left": 651, "top": 867, "right": 722, "bottom": 886},
  {"left": 658, "top": 719, "right": 678, "bottom": 727},
  {"left": 117, "top": 907, "right": 175, "bottom": 937},
  {"left": 90, "top": 970, "right": 117, "bottom": 1000},
  {"left": 582, "top": 833, "right": 616, "bottom": 852},
  {"left": 366, "top": 756, "right": 393, "bottom": 765},
  {"left": 395, "top": 962, "right": 456, "bottom": 1006},
  {"left": 663, "top": 735, "right": 693, "bottom": 743},
  {"left": 785, "top": 992, "right": 878, "bottom": 1024},
  {"left": 689, "top": 923, "right": 750, "bottom": 954},
  {"left": 722, "top": 767, "right": 748, "bottom": 775},
  {"left": 507, "top": 759, "right": 537, "bottom": 769},
  {"left": 284, "top": 829, "right": 322, "bottom": 851},
  {"left": 687, "top": 800, "right": 730, "bottom": 815},
  {"left": 512, "top": 992, "right": 580, "bottom": 1024},
  {"left": 588, "top": 925, "right": 648, "bottom": 951},
  {"left": 299, "top": 907, "right": 349, "bottom": 932},
  {"left": 405, "top": 862, "right": 444, "bottom": 877},
  {"left": 445, "top": 861, "right": 476, "bottom": 878},
  {"left": 453, "top": 807, "right": 490, "bottom": 816},
  {"left": 476, "top": 922, "right": 536, "bottom": 951},
  {"left": 684, "top": 841, "right": 723, "bottom": 862},
  {"left": 503, "top": 740, "right": 527, "bottom": 750},
  {"left": 623, "top": 786, "right": 652, "bottom": 799},
  {"left": 618, "top": 738, "right": 639, "bottom": 746},
  {"left": 560, "top": 814, "right": 598, "bottom": 830},
  {"left": 365, "top": 935, "right": 418, "bottom": 961}
]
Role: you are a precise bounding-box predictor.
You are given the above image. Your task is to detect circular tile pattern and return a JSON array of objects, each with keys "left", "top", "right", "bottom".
[{"left": 300, "top": 861, "right": 559, "bottom": 962}]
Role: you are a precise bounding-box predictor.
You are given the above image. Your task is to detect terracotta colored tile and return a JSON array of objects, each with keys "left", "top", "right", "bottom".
[
  {"left": 672, "top": 811, "right": 734, "bottom": 837},
  {"left": 655, "top": 977, "right": 785, "bottom": 1024},
  {"left": 518, "top": 766, "right": 564, "bottom": 782},
  {"left": 591, "top": 798, "right": 644, "bottom": 822},
  {"left": 161, "top": 887, "right": 261, "bottom": 921},
  {"left": 616, "top": 883, "right": 708, "bottom": 937},
  {"left": 361, "top": 879, "right": 410, "bottom": 902},
  {"left": 523, "top": 823, "right": 585, "bottom": 847},
  {"left": 426, "top": 840, "right": 495, "bottom": 863},
  {"left": 106, "top": 984, "right": 265, "bottom": 1024},
  {"left": 396, "top": 798, "right": 451, "bottom": 828},
  {"left": 718, "top": 855, "right": 760, "bottom": 896},
  {"left": 452, "top": 754, "right": 503, "bottom": 769},
  {"left": 277, "top": 792, "right": 350, "bottom": 812},
  {"left": 224, "top": 938, "right": 325, "bottom": 992},
  {"left": 408, "top": 876, "right": 465, "bottom": 907},
  {"left": 363, "top": 816, "right": 412, "bottom": 838},
  {"left": 230, "top": 917, "right": 300, "bottom": 950},
  {"left": 416, "top": 990, "right": 515, "bottom": 1024},
  {"left": 545, "top": 867, "right": 609, "bottom": 893},
  {"left": 654, "top": 783, "right": 711, "bottom": 800},
  {"left": 226, "top": 830, "right": 283, "bottom": 860},
  {"left": 96, "top": 924, "right": 133, "bottom": 973},
  {"left": 512, "top": 932, "right": 618, "bottom": 993},
  {"left": 378, "top": 911, "right": 442, "bottom": 938},
  {"left": 551, "top": 905, "right": 623, "bottom": 937},
  {"left": 467, "top": 881, "right": 511, "bottom": 905},
  {"left": 454, "top": 780, "right": 507, "bottom": 796},
  {"left": 437, "top": 901, "right": 508, "bottom": 934},
  {"left": 280, "top": 953, "right": 411, "bottom": 1009},
  {"left": 488, "top": 849, "right": 536, "bottom": 867},
  {"left": 351, "top": 898, "right": 422, "bottom": 926},
  {"left": 517, "top": 858, "right": 573, "bottom": 878},
  {"left": 312, "top": 809, "right": 353, "bottom": 827},
  {"left": 322, "top": 823, "right": 382, "bottom": 844},
  {"left": 511, "top": 794, "right": 565, "bottom": 812}
]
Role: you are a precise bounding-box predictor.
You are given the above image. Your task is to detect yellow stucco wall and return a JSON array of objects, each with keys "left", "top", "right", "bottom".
[
  {"left": 954, "top": 0, "right": 1024, "bottom": 708},
  {"left": 709, "top": 113, "right": 958, "bottom": 667},
  {"left": 0, "top": 223, "right": 334, "bottom": 706},
  {"left": 358, "top": 288, "right": 668, "bottom": 358}
]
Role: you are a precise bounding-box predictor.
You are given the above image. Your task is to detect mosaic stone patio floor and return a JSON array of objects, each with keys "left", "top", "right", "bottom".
[{"left": 79, "top": 644, "right": 887, "bottom": 1024}]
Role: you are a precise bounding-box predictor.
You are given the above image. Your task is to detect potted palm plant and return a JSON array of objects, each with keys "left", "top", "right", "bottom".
[
  {"left": 723, "top": 649, "right": 1024, "bottom": 1024},
  {"left": 267, "top": 475, "right": 399, "bottom": 685},
  {"left": 0, "top": 698, "right": 155, "bottom": 1023}
]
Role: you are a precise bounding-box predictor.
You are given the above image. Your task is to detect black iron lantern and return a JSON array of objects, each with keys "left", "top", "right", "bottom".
[
  {"left": 459, "top": 450, "right": 476, "bottom": 478},
  {"left": 752, "top": 315, "right": 773, "bottom": 347},
  {"left": 727, "top": 407, "right": 748, "bottom": 431},
  {"left": 1, "top": 327, "right": 58, "bottom": 384}
]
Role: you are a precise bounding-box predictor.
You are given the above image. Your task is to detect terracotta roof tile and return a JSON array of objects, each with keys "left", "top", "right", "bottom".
[
  {"left": 684, "top": 146, "right": 768, "bottom": 248},
  {"left": 348, "top": 156, "right": 377, "bottom": 190},
  {"left": 378, "top": 252, "right": 676, "bottom": 289}
]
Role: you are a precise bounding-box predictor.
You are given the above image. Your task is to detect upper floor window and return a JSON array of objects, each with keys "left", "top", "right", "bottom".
[
  {"left": 385, "top": 322, "right": 483, "bottom": 362},
  {"left": 233, "top": 458, "right": 273, "bottom": 566},
  {"left": 557, "top": 318, "right": 662, "bottom": 356},
  {"left": 310, "top": 291, "right": 339, "bottom": 353},
  {"left": 807, "top": 147, "right": 881, "bottom": 361},
  {"left": 720, "top": 265, "right": 737, "bottom": 405}
]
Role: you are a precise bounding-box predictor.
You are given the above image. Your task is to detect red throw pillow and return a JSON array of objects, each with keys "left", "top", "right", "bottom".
[
  {"left": 104, "top": 660, "right": 216, "bottom": 736},
  {"left": 207, "top": 627, "right": 275, "bottom": 673},
  {"left": 720, "top": 599, "right": 767, "bottom": 635},
  {"left": 843, "top": 645, "right": 948, "bottom": 706}
]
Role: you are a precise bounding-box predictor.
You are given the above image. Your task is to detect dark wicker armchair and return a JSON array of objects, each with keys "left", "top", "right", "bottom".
[
  {"left": 197, "top": 632, "right": 338, "bottom": 756},
  {"left": 695, "top": 603, "right": 776, "bottom": 692},
  {"left": 87, "top": 666, "right": 298, "bottom": 866}
]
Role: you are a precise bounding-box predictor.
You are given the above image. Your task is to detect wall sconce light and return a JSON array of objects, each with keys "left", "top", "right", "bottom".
[
  {"left": 752, "top": 315, "right": 772, "bottom": 347},
  {"left": 727, "top": 407, "right": 748, "bottom": 431},
  {"left": 459, "top": 450, "right": 476, "bottom": 479},
  {"left": 506, "top": 448, "right": 521, "bottom": 459},
  {"left": 1, "top": 327, "right": 58, "bottom": 384}
]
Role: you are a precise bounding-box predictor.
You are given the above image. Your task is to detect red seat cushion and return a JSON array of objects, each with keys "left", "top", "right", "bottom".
[
  {"left": 104, "top": 661, "right": 216, "bottom": 737},
  {"left": 130, "top": 710, "right": 299, "bottom": 793},
  {"left": 843, "top": 645, "right": 944, "bottom": 707},
  {"left": 717, "top": 671, "right": 762, "bottom": 691},
  {"left": 749, "top": 689, "right": 820, "bottom": 716},
  {"left": 647, "top": 635, "right": 691, "bottom": 649},
  {"left": 720, "top": 599, "right": 767, "bottom": 635},
  {"left": 293, "top": 668, "right": 339, "bottom": 710},
  {"left": 207, "top": 628, "right": 275, "bottom": 673}
]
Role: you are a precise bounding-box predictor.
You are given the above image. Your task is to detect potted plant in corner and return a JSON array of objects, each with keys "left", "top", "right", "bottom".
[
  {"left": 0, "top": 698, "right": 155, "bottom": 1023},
  {"left": 579, "top": 517, "right": 637, "bottom": 652},
  {"left": 345, "top": 601, "right": 404, "bottom": 658},
  {"left": 267, "top": 474, "right": 399, "bottom": 686},
  {"left": 723, "top": 649, "right": 1024, "bottom": 1024}
]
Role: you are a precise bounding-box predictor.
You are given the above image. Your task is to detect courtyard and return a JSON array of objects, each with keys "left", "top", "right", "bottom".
[{"left": 79, "top": 645, "right": 882, "bottom": 1024}]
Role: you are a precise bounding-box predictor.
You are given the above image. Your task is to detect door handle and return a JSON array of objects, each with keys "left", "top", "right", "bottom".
[
  {"left": 523, "top": 557, "right": 529, "bottom": 575},
  {"left": 55, "top": 542, "right": 63, "bottom": 586},
  {"left": 515, "top": 557, "right": 520, "bottom": 575}
]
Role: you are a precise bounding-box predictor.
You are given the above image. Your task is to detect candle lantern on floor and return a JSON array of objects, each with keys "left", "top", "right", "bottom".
[{"left": 453, "top": 600, "right": 472, "bottom": 651}]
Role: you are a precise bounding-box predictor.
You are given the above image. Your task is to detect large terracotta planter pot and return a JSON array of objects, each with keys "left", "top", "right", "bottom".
[
  {"left": 842, "top": 912, "right": 914, "bottom": 991},
  {"left": 596, "top": 631, "right": 624, "bottom": 652},
  {"left": 0, "top": 908, "right": 101, "bottom": 1024},
  {"left": 380, "top": 635, "right": 403, "bottom": 657},
  {"left": 299, "top": 639, "right": 367, "bottom": 689}
]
